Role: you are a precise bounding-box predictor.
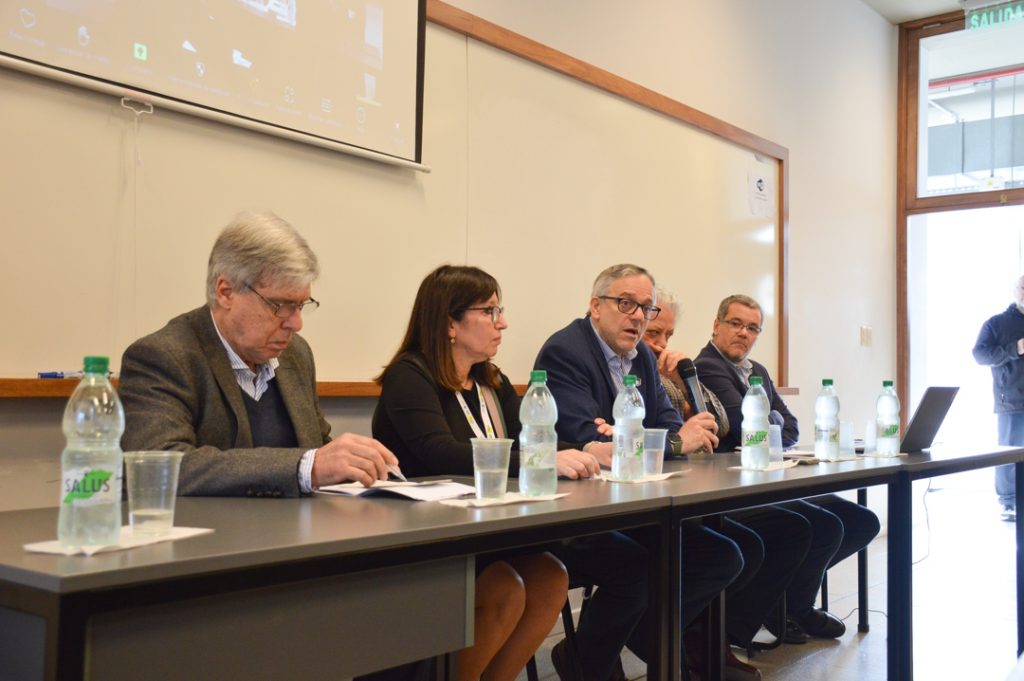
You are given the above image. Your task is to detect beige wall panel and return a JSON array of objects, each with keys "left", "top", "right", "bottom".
[{"left": 463, "top": 41, "right": 778, "bottom": 382}]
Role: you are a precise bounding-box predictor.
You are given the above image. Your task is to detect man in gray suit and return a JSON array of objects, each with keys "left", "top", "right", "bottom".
[{"left": 120, "top": 211, "right": 397, "bottom": 496}]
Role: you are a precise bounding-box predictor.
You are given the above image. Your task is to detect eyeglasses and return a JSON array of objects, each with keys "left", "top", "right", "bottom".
[
  {"left": 247, "top": 284, "right": 320, "bottom": 318},
  {"left": 464, "top": 305, "right": 505, "bottom": 324},
  {"left": 598, "top": 296, "right": 661, "bottom": 321},
  {"left": 719, "top": 318, "right": 762, "bottom": 335}
]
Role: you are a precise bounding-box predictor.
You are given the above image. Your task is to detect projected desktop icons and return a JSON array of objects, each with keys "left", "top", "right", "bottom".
[
  {"left": 18, "top": 8, "right": 36, "bottom": 29},
  {"left": 232, "top": 48, "right": 253, "bottom": 69}
]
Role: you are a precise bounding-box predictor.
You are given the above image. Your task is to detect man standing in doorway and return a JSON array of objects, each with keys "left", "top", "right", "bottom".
[{"left": 972, "top": 275, "right": 1024, "bottom": 522}]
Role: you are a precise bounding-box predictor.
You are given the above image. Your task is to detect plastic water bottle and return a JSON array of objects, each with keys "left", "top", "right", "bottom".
[
  {"left": 612, "top": 375, "right": 645, "bottom": 480},
  {"left": 876, "top": 380, "right": 901, "bottom": 456},
  {"left": 519, "top": 370, "right": 558, "bottom": 496},
  {"left": 741, "top": 377, "right": 770, "bottom": 469},
  {"left": 814, "top": 378, "right": 841, "bottom": 461},
  {"left": 58, "top": 356, "right": 125, "bottom": 548}
]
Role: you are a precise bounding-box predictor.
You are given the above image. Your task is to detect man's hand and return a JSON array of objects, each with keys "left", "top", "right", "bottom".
[
  {"left": 1017, "top": 338, "right": 1024, "bottom": 356},
  {"left": 556, "top": 449, "right": 602, "bottom": 479},
  {"left": 679, "top": 412, "right": 719, "bottom": 454},
  {"left": 312, "top": 433, "right": 398, "bottom": 488},
  {"left": 594, "top": 417, "right": 614, "bottom": 437},
  {"left": 584, "top": 441, "right": 614, "bottom": 468},
  {"left": 657, "top": 349, "right": 689, "bottom": 390}
]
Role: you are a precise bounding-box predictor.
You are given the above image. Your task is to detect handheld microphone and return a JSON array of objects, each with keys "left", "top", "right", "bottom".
[{"left": 678, "top": 359, "right": 708, "bottom": 414}]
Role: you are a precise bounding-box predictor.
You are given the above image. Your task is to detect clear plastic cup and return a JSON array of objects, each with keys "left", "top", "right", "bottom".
[
  {"left": 643, "top": 429, "right": 668, "bottom": 477},
  {"left": 840, "top": 421, "right": 855, "bottom": 456},
  {"left": 124, "top": 451, "right": 184, "bottom": 536},
  {"left": 768, "top": 424, "right": 783, "bottom": 462},
  {"left": 470, "top": 438, "right": 513, "bottom": 499}
]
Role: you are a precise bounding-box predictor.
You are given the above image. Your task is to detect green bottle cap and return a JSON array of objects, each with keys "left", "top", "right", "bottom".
[
  {"left": 623, "top": 374, "right": 637, "bottom": 386},
  {"left": 822, "top": 378, "right": 833, "bottom": 386},
  {"left": 83, "top": 356, "right": 109, "bottom": 374},
  {"left": 883, "top": 380, "right": 893, "bottom": 388},
  {"left": 749, "top": 376, "right": 763, "bottom": 386},
  {"left": 530, "top": 369, "right": 548, "bottom": 383}
]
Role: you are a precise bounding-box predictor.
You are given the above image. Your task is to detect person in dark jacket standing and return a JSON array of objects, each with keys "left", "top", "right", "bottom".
[{"left": 972, "top": 276, "right": 1024, "bottom": 522}]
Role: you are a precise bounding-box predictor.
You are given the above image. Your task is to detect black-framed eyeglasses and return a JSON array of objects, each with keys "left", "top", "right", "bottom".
[
  {"left": 719, "top": 318, "right": 762, "bottom": 335},
  {"left": 464, "top": 305, "right": 505, "bottom": 324},
  {"left": 247, "top": 284, "right": 320, "bottom": 318},
  {"left": 598, "top": 296, "right": 661, "bottom": 321}
]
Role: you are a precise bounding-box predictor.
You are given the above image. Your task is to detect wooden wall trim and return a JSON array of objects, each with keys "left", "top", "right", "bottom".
[
  {"left": 0, "top": 379, "right": 532, "bottom": 399},
  {"left": 426, "top": 1, "right": 788, "bottom": 161}
]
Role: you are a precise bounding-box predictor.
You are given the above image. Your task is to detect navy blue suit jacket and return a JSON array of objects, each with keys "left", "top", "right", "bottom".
[
  {"left": 694, "top": 341, "right": 799, "bottom": 451},
  {"left": 534, "top": 318, "right": 683, "bottom": 452}
]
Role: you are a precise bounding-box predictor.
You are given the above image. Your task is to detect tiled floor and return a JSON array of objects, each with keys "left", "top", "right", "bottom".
[{"left": 517, "top": 467, "right": 1020, "bottom": 680}]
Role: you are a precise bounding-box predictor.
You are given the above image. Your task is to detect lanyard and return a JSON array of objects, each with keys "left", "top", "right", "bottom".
[{"left": 455, "top": 382, "right": 496, "bottom": 439}]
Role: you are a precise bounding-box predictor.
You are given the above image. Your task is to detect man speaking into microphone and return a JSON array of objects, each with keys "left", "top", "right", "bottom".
[{"left": 641, "top": 288, "right": 731, "bottom": 454}]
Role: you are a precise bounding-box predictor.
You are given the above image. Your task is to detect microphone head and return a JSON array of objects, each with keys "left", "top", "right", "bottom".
[{"left": 679, "top": 358, "right": 698, "bottom": 379}]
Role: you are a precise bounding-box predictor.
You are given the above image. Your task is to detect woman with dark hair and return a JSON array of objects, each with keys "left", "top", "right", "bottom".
[{"left": 373, "top": 264, "right": 599, "bottom": 681}]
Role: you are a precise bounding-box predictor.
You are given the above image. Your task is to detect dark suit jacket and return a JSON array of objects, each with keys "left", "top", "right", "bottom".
[
  {"left": 533, "top": 317, "right": 682, "bottom": 450},
  {"left": 119, "top": 306, "right": 331, "bottom": 497},
  {"left": 694, "top": 341, "right": 798, "bottom": 451}
]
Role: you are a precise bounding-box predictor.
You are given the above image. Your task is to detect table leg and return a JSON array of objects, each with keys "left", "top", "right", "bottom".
[
  {"left": 857, "top": 487, "right": 870, "bottom": 633},
  {"left": 668, "top": 516, "right": 681, "bottom": 681},
  {"left": 1016, "top": 461, "right": 1024, "bottom": 656},
  {"left": 887, "top": 472, "right": 912, "bottom": 681}
]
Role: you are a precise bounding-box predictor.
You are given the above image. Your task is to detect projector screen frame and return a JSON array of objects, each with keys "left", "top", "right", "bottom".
[{"left": 0, "top": 0, "right": 429, "bottom": 172}]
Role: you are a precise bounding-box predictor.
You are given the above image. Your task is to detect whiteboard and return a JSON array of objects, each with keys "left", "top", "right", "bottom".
[{"left": 0, "top": 21, "right": 778, "bottom": 385}]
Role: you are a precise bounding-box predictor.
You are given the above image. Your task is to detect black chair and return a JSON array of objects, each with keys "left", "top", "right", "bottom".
[{"left": 527, "top": 583, "right": 593, "bottom": 681}]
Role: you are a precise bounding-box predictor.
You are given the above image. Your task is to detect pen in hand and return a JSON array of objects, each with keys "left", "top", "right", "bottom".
[{"left": 387, "top": 464, "right": 407, "bottom": 482}]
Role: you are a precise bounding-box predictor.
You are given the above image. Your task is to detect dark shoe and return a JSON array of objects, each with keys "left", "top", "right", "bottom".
[
  {"left": 795, "top": 608, "right": 846, "bottom": 639},
  {"left": 764, "top": 615, "right": 810, "bottom": 644},
  {"left": 724, "top": 648, "right": 762, "bottom": 681},
  {"left": 551, "top": 639, "right": 624, "bottom": 681},
  {"left": 550, "top": 639, "right": 573, "bottom": 681},
  {"left": 607, "top": 656, "right": 627, "bottom": 681},
  {"left": 1003, "top": 505, "right": 1016, "bottom": 522}
]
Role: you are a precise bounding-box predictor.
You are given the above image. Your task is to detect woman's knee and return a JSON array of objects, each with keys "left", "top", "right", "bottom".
[
  {"left": 510, "top": 552, "right": 569, "bottom": 607},
  {"left": 477, "top": 561, "right": 526, "bottom": 622}
]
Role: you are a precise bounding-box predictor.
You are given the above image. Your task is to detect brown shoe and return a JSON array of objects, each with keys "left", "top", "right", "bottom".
[{"left": 724, "top": 648, "right": 761, "bottom": 681}]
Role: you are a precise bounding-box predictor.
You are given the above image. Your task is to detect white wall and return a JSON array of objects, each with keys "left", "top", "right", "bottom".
[
  {"left": 0, "top": 1, "right": 898, "bottom": 492},
  {"left": 448, "top": 0, "right": 899, "bottom": 433}
]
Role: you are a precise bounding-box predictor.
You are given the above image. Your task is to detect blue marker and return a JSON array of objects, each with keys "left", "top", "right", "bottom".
[{"left": 38, "top": 371, "right": 116, "bottom": 379}]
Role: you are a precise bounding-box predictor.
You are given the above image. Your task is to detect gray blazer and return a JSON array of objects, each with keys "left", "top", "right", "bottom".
[{"left": 119, "top": 306, "right": 331, "bottom": 497}]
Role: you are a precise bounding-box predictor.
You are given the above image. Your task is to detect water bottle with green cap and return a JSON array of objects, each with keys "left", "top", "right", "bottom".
[
  {"left": 58, "top": 356, "right": 125, "bottom": 548},
  {"left": 519, "top": 369, "right": 558, "bottom": 495}
]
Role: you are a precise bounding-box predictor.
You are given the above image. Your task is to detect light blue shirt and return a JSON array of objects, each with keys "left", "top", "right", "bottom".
[
  {"left": 589, "top": 319, "right": 638, "bottom": 393},
  {"left": 211, "top": 312, "right": 317, "bottom": 493},
  {"left": 711, "top": 340, "right": 754, "bottom": 387}
]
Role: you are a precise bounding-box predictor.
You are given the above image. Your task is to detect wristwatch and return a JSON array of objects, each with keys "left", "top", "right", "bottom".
[{"left": 667, "top": 432, "right": 684, "bottom": 457}]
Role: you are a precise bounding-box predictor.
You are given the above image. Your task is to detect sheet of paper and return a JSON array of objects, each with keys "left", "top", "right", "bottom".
[
  {"left": 439, "top": 492, "right": 569, "bottom": 508},
  {"left": 728, "top": 460, "right": 799, "bottom": 472},
  {"left": 596, "top": 470, "right": 690, "bottom": 483},
  {"left": 24, "top": 526, "right": 214, "bottom": 556},
  {"left": 317, "top": 479, "right": 475, "bottom": 501}
]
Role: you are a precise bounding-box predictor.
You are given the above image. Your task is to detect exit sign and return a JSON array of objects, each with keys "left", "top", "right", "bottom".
[{"left": 967, "top": 2, "right": 1024, "bottom": 29}]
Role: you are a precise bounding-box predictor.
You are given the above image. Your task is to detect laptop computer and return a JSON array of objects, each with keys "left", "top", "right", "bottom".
[{"left": 899, "top": 386, "right": 959, "bottom": 453}]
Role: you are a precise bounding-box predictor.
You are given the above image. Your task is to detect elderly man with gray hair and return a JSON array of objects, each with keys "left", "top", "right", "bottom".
[{"left": 120, "top": 211, "right": 398, "bottom": 497}]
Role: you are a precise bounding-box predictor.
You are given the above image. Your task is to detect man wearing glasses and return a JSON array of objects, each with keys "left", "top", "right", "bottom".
[
  {"left": 534, "top": 264, "right": 765, "bottom": 681},
  {"left": 696, "top": 294, "right": 880, "bottom": 643},
  {"left": 119, "top": 211, "right": 398, "bottom": 497}
]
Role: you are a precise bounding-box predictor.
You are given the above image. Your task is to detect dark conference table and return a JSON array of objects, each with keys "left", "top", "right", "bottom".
[
  {"left": 0, "top": 476, "right": 673, "bottom": 681},
  {"left": 1, "top": 447, "right": 1022, "bottom": 681}
]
